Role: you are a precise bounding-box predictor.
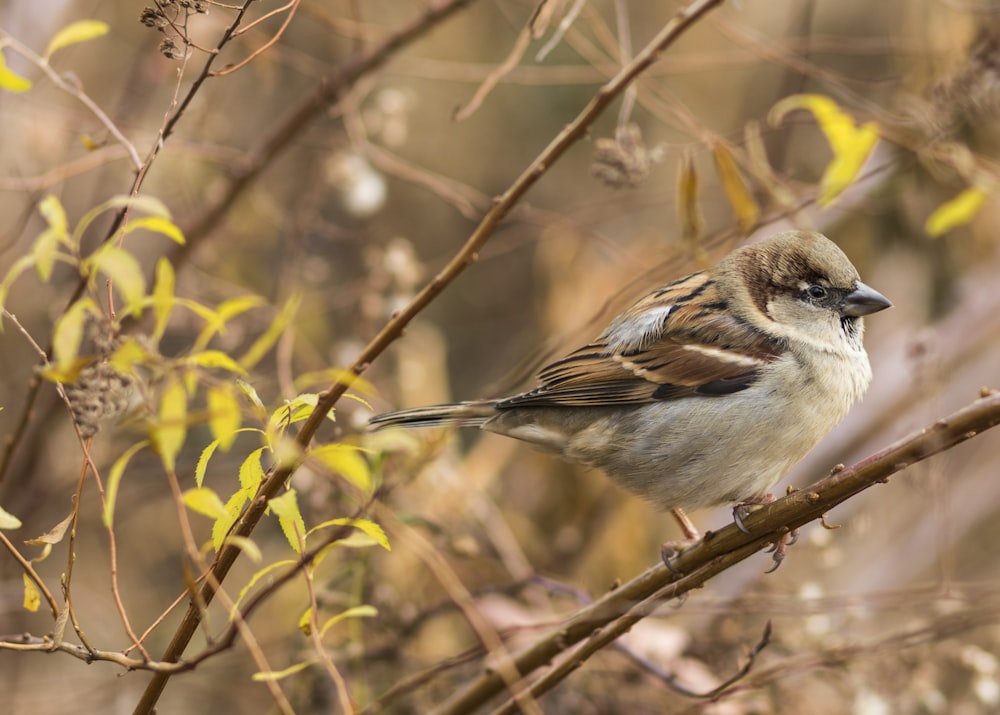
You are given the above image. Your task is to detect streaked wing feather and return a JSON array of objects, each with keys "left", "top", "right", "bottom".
[{"left": 498, "top": 277, "right": 788, "bottom": 410}]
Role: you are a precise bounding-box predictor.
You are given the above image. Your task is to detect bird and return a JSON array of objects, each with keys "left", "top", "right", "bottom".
[{"left": 370, "top": 230, "right": 891, "bottom": 547}]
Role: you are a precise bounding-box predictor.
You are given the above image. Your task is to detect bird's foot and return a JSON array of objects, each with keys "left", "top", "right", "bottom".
[
  {"left": 763, "top": 527, "right": 799, "bottom": 573},
  {"left": 732, "top": 494, "right": 776, "bottom": 534},
  {"left": 660, "top": 538, "right": 698, "bottom": 576}
]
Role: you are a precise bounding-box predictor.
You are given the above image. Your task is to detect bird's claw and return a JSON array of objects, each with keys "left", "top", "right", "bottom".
[{"left": 660, "top": 538, "right": 697, "bottom": 576}]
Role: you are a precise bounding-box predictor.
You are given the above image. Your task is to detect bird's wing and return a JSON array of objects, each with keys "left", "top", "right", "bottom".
[{"left": 497, "top": 274, "right": 788, "bottom": 409}]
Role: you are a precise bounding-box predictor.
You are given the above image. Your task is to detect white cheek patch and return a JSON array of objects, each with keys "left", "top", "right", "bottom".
[{"left": 681, "top": 344, "right": 764, "bottom": 367}]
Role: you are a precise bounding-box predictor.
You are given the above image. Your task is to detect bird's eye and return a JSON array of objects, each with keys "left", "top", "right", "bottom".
[{"left": 806, "top": 284, "right": 827, "bottom": 299}]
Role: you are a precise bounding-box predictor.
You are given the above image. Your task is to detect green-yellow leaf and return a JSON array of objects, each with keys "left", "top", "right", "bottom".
[
  {"left": 239, "top": 448, "right": 265, "bottom": 492},
  {"left": 293, "top": 367, "right": 376, "bottom": 396},
  {"left": 152, "top": 379, "right": 187, "bottom": 473},
  {"left": 769, "top": 94, "right": 879, "bottom": 206},
  {"left": 310, "top": 444, "right": 372, "bottom": 493},
  {"left": 212, "top": 487, "right": 251, "bottom": 552},
  {"left": 269, "top": 489, "right": 306, "bottom": 553},
  {"left": 307, "top": 517, "right": 390, "bottom": 551},
  {"left": 0, "top": 504, "right": 23, "bottom": 530},
  {"left": 122, "top": 215, "right": 186, "bottom": 245},
  {"left": 207, "top": 383, "right": 242, "bottom": 450},
  {"left": 185, "top": 350, "right": 248, "bottom": 376},
  {"left": 183, "top": 487, "right": 228, "bottom": 519},
  {"left": 0, "top": 254, "right": 37, "bottom": 312},
  {"left": 195, "top": 438, "right": 220, "bottom": 488},
  {"left": 32, "top": 228, "right": 63, "bottom": 282},
  {"left": 225, "top": 535, "right": 263, "bottom": 563},
  {"left": 23, "top": 574, "right": 40, "bottom": 612},
  {"left": 0, "top": 50, "right": 32, "bottom": 93},
  {"left": 713, "top": 141, "right": 759, "bottom": 235},
  {"left": 152, "top": 258, "right": 175, "bottom": 343},
  {"left": 108, "top": 337, "right": 147, "bottom": 375},
  {"left": 318, "top": 605, "right": 378, "bottom": 639},
  {"left": 38, "top": 194, "right": 68, "bottom": 235},
  {"left": 52, "top": 297, "right": 96, "bottom": 373},
  {"left": 87, "top": 246, "right": 145, "bottom": 316},
  {"left": 252, "top": 660, "right": 317, "bottom": 682},
  {"left": 103, "top": 441, "right": 148, "bottom": 527},
  {"left": 236, "top": 378, "right": 267, "bottom": 419},
  {"left": 239, "top": 293, "right": 301, "bottom": 370},
  {"left": 45, "top": 20, "right": 110, "bottom": 59},
  {"left": 925, "top": 187, "right": 988, "bottom": 237},
  {"left": 233, "top": 559, "right": 296, "bottom": 611}
]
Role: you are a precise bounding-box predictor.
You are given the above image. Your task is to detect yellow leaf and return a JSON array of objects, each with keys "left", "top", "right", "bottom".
[
  {"left": 87, "top": 246, "right": 145, "bottom": 316},
  {"left": 195, "top": 439, "right": 220, "bottom": 488},
  {"left": 233, "top": 559, "right": 296, "bottom": 611},
  {"left": 713, "top": 141, "right": 759, "bottom": 235},
  {"left": 207, "top": 384, "right": 242, "bottom": 450},
  {"left": 269, "top": 489, "right": 306, "bottom": 553},
  {"left": 0, "top": 504, "right": 22, "bottom": 530},
  {"left": 152, "top": 379, "right": 187, "bottom": 472},
  {"left": 769, "top": 94, "right": 879, "bottom": 206},
  {"left": 239, "top": 448, "right": 265, "bottom": 492},
  {"left": 32, "top": 228, "right": 62, "bottom": 282},
  {"left": 318, "top": 605, "right": 378, "bottom": 639},
  {"left": 239, "top": 294, "right": 301, "bottom": 370},
  {"left": 122, "top": 215, "right": 186, "bottom": 245},
  {"left": 925, "top": 187, "right": 988, "bottom": 237},
  {"left": 310, "top": 444, "right": 372, "bottom": 493},
  {"left": 298, "top": 606, "right": 314, "bottom": 635},
  {"left": 212, "top": 487, "right": 251, "bottom": 552},
  {"left": 52, "top": 298, "right": 96, "bottom": 373},
  {"left": 38, "top": 195, "right": 68, "bottom": 236},
  {"left": 185, "top": 350, "right": 248, "bottom": 376},
  {"left": 183, "top": 487, "right": 228, "bottom": 519},
  {"left": 267, "top": 394, "right": 321, "bottom": 439},
  {"left": 252, "top": 660, "right": 317, "bottom": 682},
  {"left": 103, "top": 441, "right": 149, "bottom": 527},
  {"left": 152, "top": 258, "right": 175, "bottom": 343},
  {"left": 225, "top": 535, "right": 262, "bottom": 563},
  {"left": 307, "top": 517, "right": 390, "bottom": 551},
  {"left": 236, "top": 379, "right": 267, "bottom": 418},
  {"left": 108, "top": 337, "right": 147, "bottom": 375},
  {"left": 23, "top": 574, "right": 41, "bottom": 612},
  {"left": 0, "top": 50, "right": 32, "bottom": 93},
  {"left": 293, "top": 367, "right": 375, "bottom": 396},
  {"left": 44, "top": 20, "right": 110, "bottom": 59},
  {"left": 0, "top": 254, "right": 38, "bottom": 313}
]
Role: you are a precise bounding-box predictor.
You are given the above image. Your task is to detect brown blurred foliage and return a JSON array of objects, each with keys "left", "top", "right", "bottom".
[{"left": 1, "top": 1, "right": 1000, "bottom": 713}]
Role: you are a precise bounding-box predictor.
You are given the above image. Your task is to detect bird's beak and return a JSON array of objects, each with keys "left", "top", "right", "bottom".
[{"left": 842, "top": 281, "right": 892, "bottom": 317}]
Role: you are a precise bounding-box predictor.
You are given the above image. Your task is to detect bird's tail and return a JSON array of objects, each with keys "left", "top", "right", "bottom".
[{"left": 368, "top": 401, "right": 497, "bottom": 429}]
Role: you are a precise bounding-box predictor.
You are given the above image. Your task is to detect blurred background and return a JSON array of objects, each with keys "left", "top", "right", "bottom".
[{"left": 1, "top": 1, "right": 999, "bottom": 713}]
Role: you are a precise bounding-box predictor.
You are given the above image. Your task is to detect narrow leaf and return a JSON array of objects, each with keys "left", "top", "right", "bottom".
[
  {"left": 319, "top": 605, "right": 378, "bottom": 639},
  {"left": 212, "top": 487, "right": 250, "bottom": 553},
  {"left": 103, "top": 441, "right": 149, "bottom": 527},
  {"left": 185, "top": 350, "right": 248, "bottom": 376},
  {"left": 925, "top": 187, "right": 988, "bottom": 237},
  {"left": 238, "top": 448, "right": 265, "bottom": 491},
  {"left": 88, "top": 246, "right": 146, "bottom": 316},
  {"left": 307, "top": 517, "right": 390, "bottom": 551},
  {"left": 207, "top": 383, "right": 242, "bottom": 450},
  {"left": 122, "top": 215, "right": 185, "bottom": 245},
  {"left": 195, "top": 439, "right": 220, "bottom": 488},
  {"left": 0, "top": 51, "right": 31, "bottom": 93},
  {"left": 45, "top": 20, "right": 110, "bottom": 59},
  {"left": 676, "top": 150, "right": 703, "bottom": 245},
  {"left": 253, "top": 660, "right": 317, "bottom": 682},
  {"left": 713, "top": 141, "right": 759, "bottom": 235},
  {"left": 52, "top": 298, "right": 96, "bottom": 372},
  {"left": 152, "top": 258, "right": 175, "bottom": 342},
  {"left": 22, "top": 574, "right": 41, "bottom": 612},
  {"left": 239, "top": 294, "right": 301, "bottom": 370},
  {"left": 152, "top": 379, "right": 187, "bottom": 473},
  {"left": 769, "top": 94, "right": 879, "bottom": 206}
]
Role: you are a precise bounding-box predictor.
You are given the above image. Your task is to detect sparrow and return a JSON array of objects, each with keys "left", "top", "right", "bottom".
[{"left": 370, "top": 231, "right": 891, "bottom": 542}]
